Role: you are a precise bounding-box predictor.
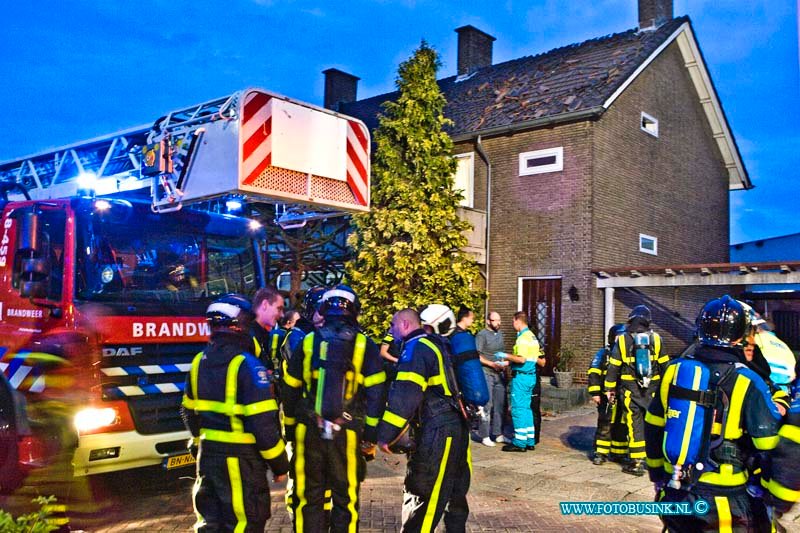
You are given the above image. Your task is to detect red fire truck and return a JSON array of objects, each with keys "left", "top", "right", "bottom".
[{"left": 0, "top": 88, "right": 370, "bottom": 491}]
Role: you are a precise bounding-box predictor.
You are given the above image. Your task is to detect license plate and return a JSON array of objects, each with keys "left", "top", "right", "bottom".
[{"left": 164, "top": 453, "right": 196, "bottom": 470}]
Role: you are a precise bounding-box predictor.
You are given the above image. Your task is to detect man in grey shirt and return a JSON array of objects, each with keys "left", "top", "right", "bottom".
[{"left": 475, "top": 311, "right": 508, "bottom": 445}]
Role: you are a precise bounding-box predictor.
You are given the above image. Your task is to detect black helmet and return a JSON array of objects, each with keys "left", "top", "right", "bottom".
[
  {"left": 206, "top": 293, "right": 255, "bottom": 331},
  {"left": 301, "top": 286, "right": 328, "bottom": 321},
  {"left": 318, "top": 284, "right": 360, "bottom": 320},
  {"left": 696, "top": 295, "right": 747, "bottom": 348},
  {"left": 607, "top": 323, "right": 626, "bottom": 347},
  {"left": 628, "top": 305, "right": 652, "bottom": 325}
]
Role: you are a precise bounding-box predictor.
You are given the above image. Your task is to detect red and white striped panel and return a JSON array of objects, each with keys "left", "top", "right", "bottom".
[
  {"left": 346, "top": 120, "right": 370, "bottom": 207},
  {"left": 241, "top": 91, "right": 273, "bottom": 186}
]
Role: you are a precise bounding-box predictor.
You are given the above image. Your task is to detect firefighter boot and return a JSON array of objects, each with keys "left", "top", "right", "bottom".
[{"left": 622, "top": 459, "right": 645, "bottom": 476}]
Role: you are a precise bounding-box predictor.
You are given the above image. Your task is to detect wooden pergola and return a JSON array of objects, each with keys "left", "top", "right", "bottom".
[{"left": 593, "top": 261, "right": 800, "bottom": 334}]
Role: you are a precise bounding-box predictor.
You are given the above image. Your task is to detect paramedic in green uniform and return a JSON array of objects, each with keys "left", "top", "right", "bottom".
[{"left": 496, "top": 311, "right": 543, "bottom": 452}]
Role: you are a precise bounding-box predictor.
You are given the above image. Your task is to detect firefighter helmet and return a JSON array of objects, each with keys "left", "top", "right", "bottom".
[
  {"left": 420, "top": 304, "right": 456, "bottom": 337},
  {"left": 607, "top": 323, "right": 626, "bottom": 348},
  {"left": 628, "top": 305, "right": 652, "bottom": 325},
  {"left": 696, "top": 295, "right": 747, "bottom": 348},
  {"left": 206, "top": 293, "right": 255, "bottom": 331},
  {"left": 386, "top": 421, "right": 416, "bottom": 455},
  {"left": 319, "top": 284, "right": 360, "bottom": 320},
  {"left": 301, "top": 286, "right": 328, "bottom": 321}
]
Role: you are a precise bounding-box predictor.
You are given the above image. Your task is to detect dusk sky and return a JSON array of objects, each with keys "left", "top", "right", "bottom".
[{"left": 1, "top": 1, "right": 797, "bottom": 244}]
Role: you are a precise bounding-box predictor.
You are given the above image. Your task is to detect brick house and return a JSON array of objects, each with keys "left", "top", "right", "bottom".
[{"left": 327, "top": 0, "right": 750, "bottom": 375}]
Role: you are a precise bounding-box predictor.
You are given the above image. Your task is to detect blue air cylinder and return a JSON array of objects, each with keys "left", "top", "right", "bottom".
[{"left": 448, "top": 330, "right": 490, "bottom": 406}]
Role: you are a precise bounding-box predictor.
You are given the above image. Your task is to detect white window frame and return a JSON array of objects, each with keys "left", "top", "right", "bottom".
[
  {"left": 641, "top": 112, "right": 659, "bottom": 137},
  {"left": 519, "top": 147, "right": 563, "bottom": 176},
  {"left": 639, "top": 233, "right": 658, "bottom": 255},
  {"left": 452, "top": 152, "right": 474, "bottom": 208}
]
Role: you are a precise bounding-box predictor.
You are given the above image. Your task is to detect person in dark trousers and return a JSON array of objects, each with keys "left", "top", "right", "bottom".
[
  {"left": 763, "top": 386, "right": 800, "bottom": 531},
  {"left": 283, "top": 285, "right": 386, "bottom": 532},
  {"left": 645, "top": 295, "right": 781, "bottom": 532},
  {"left": 604, "top": 305, "right": 669, "bottom": 476},
  {"left": 378, "top": 308, "right": 471, "bottom": 533},
  {"left": 587, "top": 324, "right": 628, "bottom": 464},
  {"left": 475, "top": 311, "right": 508, "bottom": 445},
  {"left": 181, "top": 292, "right": 289, "bottom": 532}
]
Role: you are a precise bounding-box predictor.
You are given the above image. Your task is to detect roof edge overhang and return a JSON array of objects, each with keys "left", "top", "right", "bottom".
[
  {"left": 450, "top": 106, "right": 605, "bottom": 143},
  {"left": 601, "top": 21, "right": 751, "bottom": 191},
  {"left": 593, "top": 261, "right": 800, "bottom": 288}
]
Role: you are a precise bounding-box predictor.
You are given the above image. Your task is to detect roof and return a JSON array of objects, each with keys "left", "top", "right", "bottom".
[
  {"left": 341, "top": 16, "right": 750, "bottom": 190},
  {"left": 343, "top": 17, "right": 685, "bottom": 135}
]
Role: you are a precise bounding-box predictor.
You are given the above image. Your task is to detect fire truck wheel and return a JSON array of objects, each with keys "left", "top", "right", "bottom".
[{"left": 0, "top": 374, "right": 23, "bottom": 494}]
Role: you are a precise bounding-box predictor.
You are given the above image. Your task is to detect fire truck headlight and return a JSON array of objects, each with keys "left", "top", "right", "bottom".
[
  {"left": 248, "top": 219, "right": 262, "bottom": 231},
  {"left": 74, "top": 407, "right": 119, "bottom": 434}
]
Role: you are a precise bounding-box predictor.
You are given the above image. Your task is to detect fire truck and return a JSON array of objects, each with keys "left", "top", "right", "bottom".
[{"left": 0, "top": 88, "right": 370, "bottom": 491}]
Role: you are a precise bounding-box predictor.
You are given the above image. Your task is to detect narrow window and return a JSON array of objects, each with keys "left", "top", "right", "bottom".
[
  {"left": 452, "top": 152, "right": 474, "bottom": 207},
  {"left": 519, "top": 147, "right": 563, "bottom": 176},
  {"left": 641, "top": 112, "right": 659, "bottom": 137}
]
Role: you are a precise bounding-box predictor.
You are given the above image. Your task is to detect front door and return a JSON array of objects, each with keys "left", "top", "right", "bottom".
[{"left": 519, "top": 277, "right": 561, "bottom": 376}]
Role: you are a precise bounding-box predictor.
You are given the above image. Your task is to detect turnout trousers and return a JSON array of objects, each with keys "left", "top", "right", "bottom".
[
  {"left": 594, "top": 396, "right": 629, "bottom": 458},
  {"left": 402, "top": 414, "right": 471, "bottom": 532},
  {"left": 509, "top": 372, "right": 536, "bottom": 448},
  {"left": 192, "top": 449, "right": 271, "bottom": 533},
  {"left": 621, "top": 385, "right": 651, "bottom": 461},
  {"left": 289, "top": 422, "right": 365, "bottom": 532},
  {"left": 658, "top": 485, "right": 769, "bottom": 532}
]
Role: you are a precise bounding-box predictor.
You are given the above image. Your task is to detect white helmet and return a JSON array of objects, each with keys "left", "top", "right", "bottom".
[
  {"left": 420, "top": 304, "right": 456, "bottom": 337},
  {"left": 738, "top": 300, "right": 766, "bottom": 327}
]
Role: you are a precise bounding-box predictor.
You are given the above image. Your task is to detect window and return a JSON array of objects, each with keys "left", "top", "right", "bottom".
[
  {"left": 452, "top": 152, "right": 474, "bottom": 207},
  {"left": 641, "top": 112, "right": 659, "bottom": 137},
  {"left": 639, "top": 234, "right": 658, "bottom": 255},
  {"left": 519, "top": 147, "right": 563, "bottom": 176}
]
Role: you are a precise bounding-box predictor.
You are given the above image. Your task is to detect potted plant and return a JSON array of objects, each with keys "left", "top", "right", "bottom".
[{"left": 553, "top": 346, "right": 575, "bottom": 388}]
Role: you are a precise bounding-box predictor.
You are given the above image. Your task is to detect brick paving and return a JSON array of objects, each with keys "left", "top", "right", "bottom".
[{"left": 3, "top": 404, "right": 798, "bottom": 531}]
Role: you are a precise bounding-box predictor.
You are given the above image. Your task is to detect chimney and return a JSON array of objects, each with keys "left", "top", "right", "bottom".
[
  {"left": 455, "top": 25, "right": 496, "bottom": 77},
  {"left": 638, "top": 0, "right": 673, "bottom": 30},
  {"left": 322, "top": 68, "right": 359, "bottom": 110}
]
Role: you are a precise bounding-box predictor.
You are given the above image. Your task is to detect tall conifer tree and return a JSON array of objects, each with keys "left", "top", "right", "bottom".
[{"left": 346, "top": 42, "right": 485, "bottom": 337}]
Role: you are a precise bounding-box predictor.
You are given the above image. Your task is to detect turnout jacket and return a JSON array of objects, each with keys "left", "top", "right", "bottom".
[
  {"left": 377, "top": 329, "right": 462, "bottom": 444},
  {"left": 644, "top": 346, "right": 781, "bottom": 489},
  {"left": 181, "top": 331, "right": 289, "bottom": 474},
  {"left": 587, "top": 346, "right": 611, "bottom": 397},
  {"left": 282, "top": 319, "right": 386, "bottom": 443},
  {"left": 251, "top": 322, "right": 284, "bottom": 372},
  {"left": 763, "top": 392, "right": 800, "bottom": 513},
  {"left": 604, "top": 329, "right": 669, "bottom": 392}
]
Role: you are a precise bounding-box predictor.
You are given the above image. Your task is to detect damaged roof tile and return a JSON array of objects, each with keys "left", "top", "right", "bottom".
[{"left": 341, "top": 17, "right": 688, "bottom": 136}]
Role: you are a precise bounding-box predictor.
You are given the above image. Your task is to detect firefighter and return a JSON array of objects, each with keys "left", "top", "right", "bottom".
[
  {"left": 587, "top": 323, "right": 628, "bottom": 465},
  {"left": 762, "top": 389, "right": 800, "bottom": 531},
  {"left": 250, "top": 286, "right": 288, "bottom": 374},
  {"left": 645, "top": 295, "right": 781, "bottom": 532},
  {"left": 604, "top": 305, "right": 669, "bottom": 476},
  {"left": 495, "top": 311, "right": 543, "bottom": 452},
  {"left": 377, "top": 308, "right": 471, "bottom": 532},
  {"left": 294, "top": 285, "right": 328, "bottom": 335},
  {"left": 282, "top": 284, "right": 386, "bottom": 532},
  {"left": 181, "top": 292, "right": 289, "bottom": 532}
]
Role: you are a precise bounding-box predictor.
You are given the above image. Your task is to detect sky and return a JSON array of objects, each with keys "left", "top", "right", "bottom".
[{"left": 0, "top": 0, "right": 797, "bottom": 244}]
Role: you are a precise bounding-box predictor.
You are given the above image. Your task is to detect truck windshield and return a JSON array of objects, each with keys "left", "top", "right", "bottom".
[{"left": 76, "top": 211, "right": 259, "bottom": 309}]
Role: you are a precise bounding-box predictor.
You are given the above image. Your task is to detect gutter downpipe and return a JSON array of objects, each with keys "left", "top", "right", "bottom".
[{"left": 475, "top": 135, "right": 491, "bottom": 319}]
